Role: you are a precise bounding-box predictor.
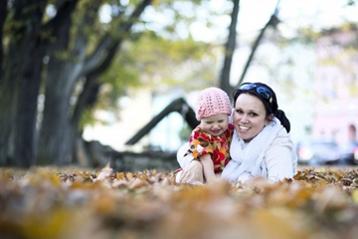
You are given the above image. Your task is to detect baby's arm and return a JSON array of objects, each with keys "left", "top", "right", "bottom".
[{"left": 200, "top": 154, "right": 217, "bottom": 183}]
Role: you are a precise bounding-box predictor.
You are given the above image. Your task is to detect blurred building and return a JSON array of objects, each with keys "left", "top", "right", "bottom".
[{"left": 312, "top": 24, "right": 358, "bottom": 143}]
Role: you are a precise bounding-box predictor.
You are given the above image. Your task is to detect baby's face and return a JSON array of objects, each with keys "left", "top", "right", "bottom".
[{"left": 200, "top": 113, "right": 229, "bottom": 136}]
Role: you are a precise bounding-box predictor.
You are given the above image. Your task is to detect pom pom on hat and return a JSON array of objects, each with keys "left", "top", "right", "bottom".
[{"left": 195, "top": 87, "right": 232, "bottom": 120}]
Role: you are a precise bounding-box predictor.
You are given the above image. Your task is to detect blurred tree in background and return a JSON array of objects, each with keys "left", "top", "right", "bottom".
[{"left": 0, "top": 0, "right": 224, "bottom": 167}]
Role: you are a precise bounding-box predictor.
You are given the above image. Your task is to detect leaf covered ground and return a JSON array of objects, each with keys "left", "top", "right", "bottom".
[{"left": 0, "top": 166, "right": 357, "bottom": 239}]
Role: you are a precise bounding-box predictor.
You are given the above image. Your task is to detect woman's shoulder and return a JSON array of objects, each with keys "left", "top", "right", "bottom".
[
  {"left": 271, "top": 127, "right": 294, "bottom": 147},
  {"left": 264, "top": 127, "right": 296, "bottom": 164},
  {"left": 264, "top": 127, "right": 297, "bottom": 178}
]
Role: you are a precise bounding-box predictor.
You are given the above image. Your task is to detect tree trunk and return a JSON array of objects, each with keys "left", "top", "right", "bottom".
[
  {"left": 38, "top": 1, "right": 87, "bottom": 165},
  {"left": 38, "top": 0, "right": 152, "bottom": 165},
  {"left": 71, "top": 76, "right": 100, "bottom": 166},
  {"left": 237, "top": 6, "right": 280, "bottom": 86},
  {"left": 13, "top": 39, "right": 44, "bottom": 167},
  {"left": 0, "top": 1, "right": 47, "bottom": 167},
  {"left": 0, "top": 0, "right": 10, "bottom": 165},
  {"left": 38, "top": 58, "right": 85, "bottom": 165},
  {"left": 0, "top": 0, "right": 7, "bottom": 70},
  {"left": 219, "top": 0, "right": 240, "bottom": 94},
  {"left": 0, "top": 61, "right": 17, "bottom": 166}
]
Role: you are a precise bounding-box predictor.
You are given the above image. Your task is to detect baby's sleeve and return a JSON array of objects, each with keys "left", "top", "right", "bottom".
[{"left": 189, "top": 130, "right": 213, "bottom": 160}]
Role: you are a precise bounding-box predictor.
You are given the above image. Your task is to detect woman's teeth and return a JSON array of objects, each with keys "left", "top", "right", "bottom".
[{"left": 239, "top": 125, "right": 249, "bottom": 130}]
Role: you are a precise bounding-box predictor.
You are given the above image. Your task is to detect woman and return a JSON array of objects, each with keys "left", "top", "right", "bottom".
[{"left": 177, "top": 82, "right": 297, "bottom": 183}]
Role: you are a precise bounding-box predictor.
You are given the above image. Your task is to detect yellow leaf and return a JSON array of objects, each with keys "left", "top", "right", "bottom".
[
  {"left": 252, "top": 207, "right": 311, "bottom": 239},
  {"left": 22, "top": 209, "right": 72, "bottom": 239},
  {"left": 352, "top": 189, "right": 358, "bottom": 204}
]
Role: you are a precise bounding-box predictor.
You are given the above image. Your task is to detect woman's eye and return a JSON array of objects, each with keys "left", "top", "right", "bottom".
[{"left": 248, "top": 112, "right": 258, "bottom": 117}]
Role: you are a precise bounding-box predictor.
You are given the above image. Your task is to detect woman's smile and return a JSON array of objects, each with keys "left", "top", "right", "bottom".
[{"left": 238, "top": 125, "right": 250, "bottom": 131}]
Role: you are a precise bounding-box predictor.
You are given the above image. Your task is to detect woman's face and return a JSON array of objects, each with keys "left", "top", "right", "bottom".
[{"left": 233, "top": 93, "right": 270, "bottom": 142}]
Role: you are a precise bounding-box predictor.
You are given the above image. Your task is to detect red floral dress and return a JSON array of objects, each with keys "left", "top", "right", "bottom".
[{"left": 188, "top": 124, "right": 234, "bottom": 174}]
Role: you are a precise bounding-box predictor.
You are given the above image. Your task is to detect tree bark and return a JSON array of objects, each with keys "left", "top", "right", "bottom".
[
  {"left": 71, "top": 75, "right": 100, "bottom": 166},
  {"left": 38, "top": 60, "right": 83, "bottom": 165},
  {"left": 219, "top": 0, "right": 240, "bottom": 95},
  {"left": 0, "top": 2, "right": 14, "bottom": 164},
  {"left": 0, "top": 0, "right": 7, "bottom": 71},
  {"left": 39, "top": 0, "right": 152, "bottom": 165},
  {"left": 13, "top": 36, "right": 45, "bottom": 167},
  {"left": 0, "top": 0, "right": 47, "bottom": 167},
  {"left": 0, "top": 0, "right": 80, "bottom": 166},
  {"left": 0, "top": 60, "right": 17, "bottom": 166},
  {"left": 38, "top": 1, "right": 83, "bottom": 165}
]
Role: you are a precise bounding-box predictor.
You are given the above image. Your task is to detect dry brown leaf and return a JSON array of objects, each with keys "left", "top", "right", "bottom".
[{"left": 0, "top": 167, "right": 357, "bottom": 239}]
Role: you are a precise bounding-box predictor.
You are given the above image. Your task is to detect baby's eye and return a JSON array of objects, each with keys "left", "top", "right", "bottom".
[{"left": 235, "top": 109, "right": 243, "bottom": 114}]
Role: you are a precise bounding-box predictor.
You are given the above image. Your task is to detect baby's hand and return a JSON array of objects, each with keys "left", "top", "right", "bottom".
[{"left": 176, "top": 160, "right": 204, "bottom": 184}]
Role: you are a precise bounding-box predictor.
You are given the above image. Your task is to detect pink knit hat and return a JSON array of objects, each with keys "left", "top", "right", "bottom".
[{"left": 195, "top": 87, "right": 232, "bottom": 120}]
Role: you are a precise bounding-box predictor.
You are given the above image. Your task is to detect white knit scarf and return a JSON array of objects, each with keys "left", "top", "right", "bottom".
[{"left": 221, "top": 117, "right": 283, "bottom": 182}]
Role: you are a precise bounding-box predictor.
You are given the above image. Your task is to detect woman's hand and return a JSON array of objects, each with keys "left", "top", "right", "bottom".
[{"left": 176, "top": 160, "right": 204, "bottom": 184}]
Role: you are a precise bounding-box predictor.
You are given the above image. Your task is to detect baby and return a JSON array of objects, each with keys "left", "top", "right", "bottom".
[{"left": 177, "top": 87, "right": 234, "bottom": 183}]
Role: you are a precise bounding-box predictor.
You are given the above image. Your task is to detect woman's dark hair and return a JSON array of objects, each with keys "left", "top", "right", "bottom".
[{"left": 233, "top": 82, "right": 291, "bottom": 132}]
